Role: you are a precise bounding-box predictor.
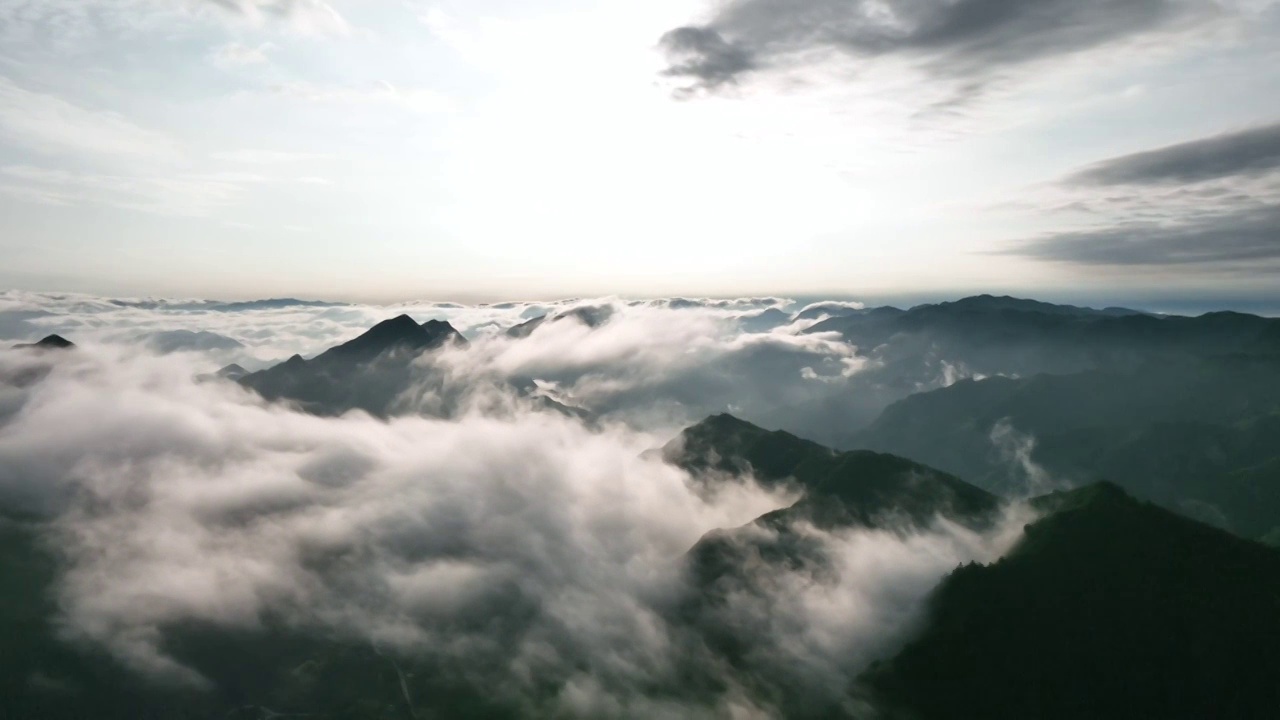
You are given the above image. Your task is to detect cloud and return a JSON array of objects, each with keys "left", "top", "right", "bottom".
[
  {"left": 211, "top": 149, "right": 334, "bottom": 163},
  {"left": 680, "top": 508, "right": 1032, "bottom": 713},
  {"left": 1067, "top": 121, "right": 1280, "bottom": 186},
  {"left": 989, "top": 419, "right": 1058, "bottom": 496},
  {"left": 659, "top": 0, "right": 1198, "bottom": 94},
  {"left": 1004, "top": 204, "right": 1280, "bottom": 270},
  {"left": 0, "top": 165, "right": 267, "bottom": 217},
  {"left": 659, "top": 27, "right": 758, "bottom": 94},
  {"left": 0, "top": 329, "right": 1036, "bottom": 714},
  {"left": 0, "top": 292, "right": 1004, "bottom": 452},
  {"left": 200, "top": 0, "right": 351, "bottom": 36},
  {"left": 1002, "top": 122, "right": 1280, "bottom": 273},
  {"left": 0, "top": 0, "right": 352, "bottom": 45},
  {"left": 0, "top": 76, "right": 181, "bottom": 162},
  {"left": 208, "top": 40, "right": 276, "bottom": 69},
  {"left": 266, "top": 80, "right": 456, "bottom": 114}
]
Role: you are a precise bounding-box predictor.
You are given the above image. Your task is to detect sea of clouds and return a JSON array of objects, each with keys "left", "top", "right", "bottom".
[{"left": 0, "top": 291, "right": 1030, "bottom": 717}]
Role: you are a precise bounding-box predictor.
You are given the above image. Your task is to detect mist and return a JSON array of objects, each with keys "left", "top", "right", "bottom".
[{"left": 0, "top": 293, "right": 1039, "bottom": 718}]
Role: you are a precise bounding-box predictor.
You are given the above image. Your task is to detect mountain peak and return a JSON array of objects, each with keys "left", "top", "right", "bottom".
[
  {"left": 315, "top": 314, "right": 446, "bottom": 363},
  {"left": 216, "top": 363, "right": 248, "bottom": 380},
  {"left": 14, "top": 334, "right": 75, "bottom": 350}
]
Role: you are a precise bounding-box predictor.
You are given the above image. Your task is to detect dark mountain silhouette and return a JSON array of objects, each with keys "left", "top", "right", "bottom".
[
  {"left": 861, "top": 482, "right": 1280, "bottom": 719},
  {"left": 210, "top": 298, "right": 340, "bottom": 312},
  {"left": 13, "top": 334, "right": 74, "bottom": 350},
  {"left": 309, "top": 314, "right": 465, "bottom": 365},
  {"left": 806, "top": 296, "right": 1280, "bottom": 415},
  {"left": 238, "top": 315, "right": 466, "bottom": 417}
]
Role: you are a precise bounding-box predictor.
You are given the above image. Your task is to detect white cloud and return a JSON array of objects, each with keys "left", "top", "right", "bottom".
[
  {"left": 0, "top": 164, "right": 256, "bottom": 217},
  {"left": 206, "top": 0, "right": 353, "bottom": 36},
  {"left": 208, "top": 40, "right": 276, "bottom": 68},
  {"left": 211, "top": 149, "right": 334, "bottom": 163},
  {"left": 0, "top": 76, "right": 181, "bottom": 162},
  {"left": 0, "top": 330, "right": 1034, "bottom": 714},
  {"left": 267, "top": 79, "right": 457, "bottom": 114}
]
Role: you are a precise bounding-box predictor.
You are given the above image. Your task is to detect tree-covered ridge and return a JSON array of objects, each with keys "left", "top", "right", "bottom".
[{"left": 862, "top": 482, "right": 1280, "bottom": 719}]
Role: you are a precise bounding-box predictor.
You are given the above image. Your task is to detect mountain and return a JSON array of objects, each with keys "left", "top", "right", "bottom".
[
  {"left": 669, "top": 413, "right": 998, "bottom": 566},
  {"left": 311, "top": 314, "right": 466, "bottom": 365},
  {"left": 808, "top": 295, "right": 1280, "bottom": 389},
  {"left": 737, "top": 307, "right": 791, "bottom": 333},
  {"left": 210, "top": 298, "right": 340, "bottom": 312},
  {"left": 665, "top": 415, "right": 1000, "bottom": 716},
  {"left": 13, "top": 334, "right": 75, "bottom": 351},
  {"left": 792, "top": 301, "right": 871, "bottom": 322},
  {"left": 853, "top": 354, "right": 1280, "bottom": 538},
  {"left": 861, "top": 482, "right": 1280, "bottom": 719},
  {"left": 238, "top": 315, "right": 466, "bottom": 417},
  {"left": 505, "top": 305, "right": 614, "bottom": 338}
]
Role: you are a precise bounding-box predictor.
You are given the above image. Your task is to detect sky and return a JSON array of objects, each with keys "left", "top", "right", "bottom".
[{"left": 0, "top": 0, "right": 1278, "bottom": 303}]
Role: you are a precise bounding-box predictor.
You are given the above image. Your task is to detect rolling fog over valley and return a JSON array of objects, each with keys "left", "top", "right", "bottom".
[
  {"left": 3, "top": 0, "right": 1279, "bottom": 715},
  {"left": 4, "top": 291, "right": 1280, "bottom": 718}
]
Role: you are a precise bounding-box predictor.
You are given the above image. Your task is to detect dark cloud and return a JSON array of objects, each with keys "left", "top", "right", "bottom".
[
  {"left": 661, "top": 0, "right": 1188, "bottom": 93},
  {"left": 1067, "top": 121, "right": 1280, "bottom": 186},
  {"left": 1006, "top": 205, "right": 1280, "bottom": 269},
  {"left": 659, "top": 27, "right": 758, "bottom": 94},
  {"left": 1009, "top": 122, "right": 1280, "bottom": 273}
]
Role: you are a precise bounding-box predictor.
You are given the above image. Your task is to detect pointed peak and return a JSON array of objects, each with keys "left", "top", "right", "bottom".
[
  {"left": 672, "top": 414, "right": 776, "bottom": 455},
  {"left": 421, "top": 318, "right": 460, "bottom": 335},
  {"left": 313, "top": 313, "right": 464, "bottom": 364},
  {"left": 14, "top": 334, "right": 74, "bottom": 351},
  {"left": 216, "top": 363, "right": 248, "bottom": 379},
  {"left": 36, "top": 334, "right": 74, "bottom": 348},
  {"left": 379, "top": 314, "right": 422, "bottom": 330},
  {"left": 284, "top": 354, "right": 306, "bottom": 367}
]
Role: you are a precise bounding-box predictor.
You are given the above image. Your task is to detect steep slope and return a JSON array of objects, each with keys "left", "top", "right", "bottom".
[{"left": 862, "top": 482, "right": 1280, "bottom": 719}]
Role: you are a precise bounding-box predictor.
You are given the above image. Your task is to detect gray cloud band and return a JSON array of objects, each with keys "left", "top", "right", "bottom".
[
  {"left": 660, "top": 0, "right": 1190, "bottom": 93},
  {"left": 1003, "top": 121, "right": 1280, "bottom": 271}
]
